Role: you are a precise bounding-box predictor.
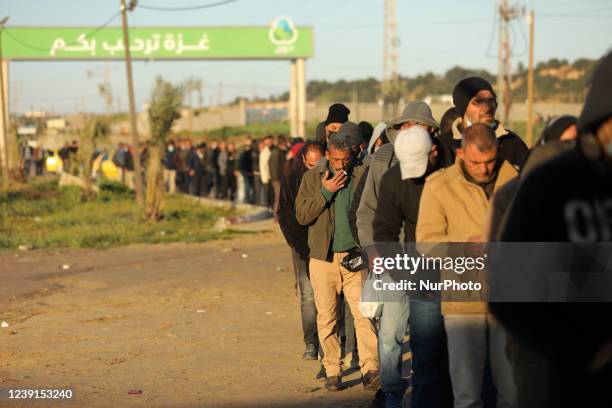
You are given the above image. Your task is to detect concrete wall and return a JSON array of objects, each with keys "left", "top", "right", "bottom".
[{"left": 306, "top": 101, "right": 582, "bottom": 125}]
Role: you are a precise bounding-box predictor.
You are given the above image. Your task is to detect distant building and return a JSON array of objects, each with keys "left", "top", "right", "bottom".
[{"left": 46, "top": 117, "right": 67, "bottom": 130}]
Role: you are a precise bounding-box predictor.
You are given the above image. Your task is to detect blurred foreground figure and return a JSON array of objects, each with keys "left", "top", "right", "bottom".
[{"left": 491, "top": 51, "right": 612, "bottom": 408}]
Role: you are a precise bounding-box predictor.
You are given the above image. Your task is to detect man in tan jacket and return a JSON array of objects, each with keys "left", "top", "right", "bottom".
[{"left": 416, "top": 124, "right": 518, "bottom": 408}]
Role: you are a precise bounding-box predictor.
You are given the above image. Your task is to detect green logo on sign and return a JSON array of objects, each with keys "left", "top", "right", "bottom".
[{"left": 269, "top": 17, "right": 298, "bottom": 46}]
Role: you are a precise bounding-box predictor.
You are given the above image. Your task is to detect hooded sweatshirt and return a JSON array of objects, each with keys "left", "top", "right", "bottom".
[{"left": 489, "top": 51, "right": 612, "bottom": 408}]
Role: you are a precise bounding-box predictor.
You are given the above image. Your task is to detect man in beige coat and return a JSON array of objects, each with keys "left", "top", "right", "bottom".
[{"left": 416, "top": 124, "right": 518, "bottom": 408}]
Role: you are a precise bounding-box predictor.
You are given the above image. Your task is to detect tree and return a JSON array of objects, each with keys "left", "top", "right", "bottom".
[
  {"left": 146, "top": 76, "right": 184, "bottom": 221},
  {"left": 80, "top": 117, "right": 110, "bottom": 198}
]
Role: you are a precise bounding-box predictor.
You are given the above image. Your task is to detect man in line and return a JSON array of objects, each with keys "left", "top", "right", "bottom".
[
  {"left": 355, "top": 102, "right": 451, "bottom": 408},
  {"left": 417, "top": 124, "right": 518, "bottom": 408},
  {"left": 296, "top": 134, "right": 379, "bottom": 392},
  {"left": 270, "top": 135, "right": 288, "bottom": 220},
  {"left": 238, "top": 137, "right": 254, "bottom": 204},
  {"left": 372, "top": 126, "right": 451, "bottom": 408},
  {"left": 317, "top": 103, "right": 351, "bottom": 149},
  {"left": 259, "top": 136, "right": 273, "bottom": 208},
  {"left": 278, "top": 142, "right": 325, "bottom": 360},
  {"left": 162, "top": 140, "right": 178, "bottom": 194},
  {"left": 188, "top": 142, "right": 207, "bottom": 197},
  {"left": 439, "top": 77, "right": 528, "bottom": 168}
]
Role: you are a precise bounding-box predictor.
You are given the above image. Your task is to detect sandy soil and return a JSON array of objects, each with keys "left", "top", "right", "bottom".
[{"left": 0, "top": 226, "right": 381, "bottom": 407}]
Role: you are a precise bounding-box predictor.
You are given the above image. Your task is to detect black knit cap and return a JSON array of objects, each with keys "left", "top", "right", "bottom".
[
  {"left": 539, "top": 115, "right": 577, "bottom": 145},
  {"left": 577, "top": 51, "right": 612, "bottom": 134},
  {"left": 358, "top": 121, "right": 374, "bottom": 142},
  {"left": 325, "top": 103, "right": 351, "bottom": 125},
  {"left": 452, "top": 77, "right": 496, "bottom": 116}
]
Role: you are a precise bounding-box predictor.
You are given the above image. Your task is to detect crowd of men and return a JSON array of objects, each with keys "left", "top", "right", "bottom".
[
  {"left": 277, "top": 51, "right": 612, "bottom": 408},
  {"left": 156, "top": 135, "right": 299, "bottom": 210}
]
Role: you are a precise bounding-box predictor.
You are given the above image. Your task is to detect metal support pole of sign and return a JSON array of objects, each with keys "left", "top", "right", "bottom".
[
  {"left": 296, "top": 57, "right": 306, "bottom": 139},
  {"left": 289, "top": 60, "right": 298, "bottom": 137},
  {"left": 0, "top": 17, "right": 10, "bottom": 189}
]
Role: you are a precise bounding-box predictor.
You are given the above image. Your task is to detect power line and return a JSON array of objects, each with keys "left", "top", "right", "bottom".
[
  {"left": 539, "top": 14, "right": 612, "bottom": 19},
  {"left": 538, "top": 6, "right": 612, "bottom": 17},
  {"left": 3, "top": 11, "right": 121, "bottom": 52},
  {"left": 136, "top": 0, "right": 242, "bottom": 11}
]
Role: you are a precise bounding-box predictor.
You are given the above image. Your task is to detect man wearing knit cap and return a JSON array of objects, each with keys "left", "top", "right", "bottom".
[
  {"left": 490, "top": 50, "right": 612, "bottom": 408},
  {"left": 535, "top": 114, "right": 577, "bottom": 146},
  {"left": 439, "top": 76, "right": 528, "bottom": 168},
  {"left": 324, "top": 103, "right": 351, "bottom": 142}
]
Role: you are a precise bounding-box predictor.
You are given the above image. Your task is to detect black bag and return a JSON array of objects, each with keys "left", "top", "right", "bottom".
[{"left": 340, "top": 249, "right": 367, "bottom": 272}]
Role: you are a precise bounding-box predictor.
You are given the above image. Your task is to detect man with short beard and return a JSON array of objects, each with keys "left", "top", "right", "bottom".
[
  {"left": 417, "top": 124, "right": 518, "bottom": 408},
  {"left": 439, "top": 77, "right": 528, "bottom": 168},
  {"left": 278, "top": 142, "right": 325, "bottom": 361}
]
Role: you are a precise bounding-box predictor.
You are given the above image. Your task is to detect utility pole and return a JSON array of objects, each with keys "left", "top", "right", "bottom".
[
  {"left": 382, "top": 0, "right": 399, "bottom": 120},
  {"left": 0, "top": 16, "right": 9, "bottom": 189},
  {"left": 120, "top": 0, "right": 143, "bottom": 206},
  {"left": 526, "top": 10, "right": 535, "bottom": 147},
  {"left": 497, "top": 0, "right": 524, "bottom": 125}
]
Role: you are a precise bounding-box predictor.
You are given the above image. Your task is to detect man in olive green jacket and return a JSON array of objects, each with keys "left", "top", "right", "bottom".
[{"left": 295, "top": 129, "right": 379, "bottom": 392}]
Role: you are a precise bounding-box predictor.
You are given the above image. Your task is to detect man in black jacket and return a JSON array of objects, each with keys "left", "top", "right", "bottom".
[
  {"left": 278, "top": 142, "right": 325, "bottom": 360},
  {"left": 372, "top": 126, "right": 453, "bottom": 408},
  {"left": 270, "top": 135, "right": 288, "bottom": 220},
  {"left": 490, "top": 51, "right": 612, "bottom": 408},
  {"left": 439, "top": 77, "right": 528, "bottom": 168},
  {"left": 238, "top": 138, "right": 254, "bottom": 204}
]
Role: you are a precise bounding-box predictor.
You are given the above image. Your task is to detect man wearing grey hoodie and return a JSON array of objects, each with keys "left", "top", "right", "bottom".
[{"left": 354, "top": 101, "right": 453, "bottom": 408}]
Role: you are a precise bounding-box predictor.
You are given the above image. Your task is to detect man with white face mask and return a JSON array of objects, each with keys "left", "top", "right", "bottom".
[{"left": 439, "top": 77, "right": 528, "bottom": 168}]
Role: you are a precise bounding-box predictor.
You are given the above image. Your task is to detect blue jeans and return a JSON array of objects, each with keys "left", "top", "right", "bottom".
[
  {"left": 292, "top": 249, "right": 318, "bottom": 346},
  {"left": 409, "top": 298, "right": 454, "bottom": 408},
  {"left": 379, "top": 292, "right": 410, "bottom": 394}
]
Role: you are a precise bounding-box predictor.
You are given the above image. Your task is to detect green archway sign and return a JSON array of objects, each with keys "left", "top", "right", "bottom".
[
  {"left": 2, "top": 18, "right": 313, "bottom": 60},
  {"left": 0, "top": 17, "right": 312, "bottom": 139}
]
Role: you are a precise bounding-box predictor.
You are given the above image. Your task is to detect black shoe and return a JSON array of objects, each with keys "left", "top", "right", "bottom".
[
  {"left": 325, "top": 375, "right": 342, "bottom": 392},
  {"left": 315, "top": 365, "right": 326, "bottom": 381},
  {"left": 362, "top": 370, "right": 381, "bottom": 391},
  {"left": 370, "top": 388, "right": 386, "bottom": 408},
  {"left": 303, "top": 343, "right": 318, "bottom": 360}
]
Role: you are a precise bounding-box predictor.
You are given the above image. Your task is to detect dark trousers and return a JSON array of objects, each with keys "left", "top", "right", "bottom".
[
  {"left": 272, "top": 180, "right": 282, "bottom": 220},
  {"left": 409, "top": 298, "right": 454, "bottom": 408},
  {"left": 214, "top": 170, "right": 222, "bottom": 198},
  {"left": 177, "top": 171, "right": 190, "bottom": 193},
  {"left": 243, "top": 174, "right": 254, "bottom": 204},
  {"left": 190, "top": 172, "right": 208, "bottom": 197},
  {"left": 222, "top": 173, "right": 237, "bottom": 201},
  {"left": 253, "top": 175, "right": 262, "bottom": 205},
  {"left": 262, "top": 182, "right": 272, "bottom": 208},
  {"left": 291, "top": 249, "right": 318, "bottom": 347}
]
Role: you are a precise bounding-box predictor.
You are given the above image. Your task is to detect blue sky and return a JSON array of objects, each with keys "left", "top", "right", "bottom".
[{"left": 3, "top": 0, "right": 612, "bottom": 114}]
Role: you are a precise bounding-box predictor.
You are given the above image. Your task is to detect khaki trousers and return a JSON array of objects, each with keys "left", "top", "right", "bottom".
[
  {"left": 163, "top": 169, "right": 177, "bottom": 194},
  {"left": 310, "top": 253, "right": 379, "bottom": 377}
]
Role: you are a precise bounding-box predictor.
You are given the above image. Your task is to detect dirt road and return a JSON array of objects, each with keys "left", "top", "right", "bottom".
[{"left": 0, "top": 226, "right": 380, "bottom": 407}]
